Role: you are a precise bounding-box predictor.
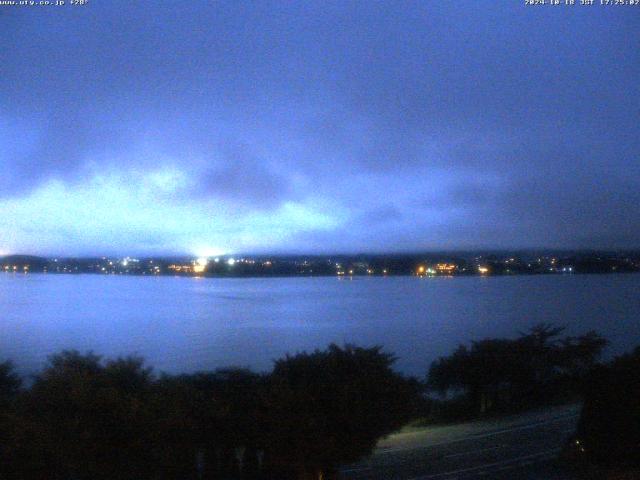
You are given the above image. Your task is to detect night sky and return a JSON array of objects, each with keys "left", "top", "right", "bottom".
[{"left": 1, "top": 1, "right": 638, "bottom": 256}]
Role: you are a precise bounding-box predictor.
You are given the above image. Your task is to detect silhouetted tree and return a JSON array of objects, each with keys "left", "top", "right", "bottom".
[
  {"left": 0, "top": 345, "right": 421, "bottom": 480},
  {"left": 0, "top": 360, "right": 21, "bottom": 479},
  {"left": 264, "top": 344, "right": 420, "bottom": 480},
  {"left": 557, "top": 331, "right": 609, "bottom": 378},
  {"left": 428, "top": 324, "right": 607, "bottom": 415},
  {"left": 0, "top": 361, "right": 20, "bottom": 408},
  {"left": 9, "top": 351, "right": 158, "bottom": 480},
  {"left": 429, "top": 339, "right": 525, "bottom": 413},
  {"left": 153, "top": 374, "right": 206, "bottom": 478},
  {"left": 575, "top": 346, "right": 640, "bottom": 467},
  {"left": 159, "top": 367, "right": 267, "bottom": 478}
]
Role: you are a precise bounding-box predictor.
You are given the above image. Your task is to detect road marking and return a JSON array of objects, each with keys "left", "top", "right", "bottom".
[
  {"left": 407, "top": 448, "right": 561, "bottom": 480},
  {"left": 466, "top": 413, "right": 578, "bottom": 439},
  {"left": 376, "top": 413, "right": 578, "bottom": 454},
  {"left": 341, "top": 465, "right": 372, "bottom": 473},
  {"left": 443, "top": 444, "right": 505, "bottom": 459},
  {"left": 342, "top": 410, "right": 578, "bottom": 478}
]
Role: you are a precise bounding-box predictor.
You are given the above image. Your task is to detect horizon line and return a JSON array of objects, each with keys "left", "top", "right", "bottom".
[{"left": 3, "top": 247, "right": 640, "bottom": 260}]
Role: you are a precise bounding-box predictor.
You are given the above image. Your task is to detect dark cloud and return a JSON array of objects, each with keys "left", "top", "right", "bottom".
[
  {"left": 355, "top": 205, "right": 403, "bottom": 226},
  {"left": 1, "top": 111, "right": 133, "bottom": 197},
  {"left": 500, "top": 173, "right": 640, "bottom": 248},
  {"left": 422, "top": 181, "right": 502, "bottom": 211},
  {"left": 196, "top": 143, "right": 294, "bottom": 209},
  {"left": 0, "top": 2, "right": 638, "bottom": 253}
]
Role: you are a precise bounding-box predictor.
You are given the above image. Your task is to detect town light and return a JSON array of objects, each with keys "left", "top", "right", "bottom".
[{"left": 196, "top": 257, "right": 208, "bottom": 267}]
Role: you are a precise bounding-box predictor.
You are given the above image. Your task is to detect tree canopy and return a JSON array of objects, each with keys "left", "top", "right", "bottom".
[
  {"left": 265, "top": 344, "right": 420, "bottom": 479},
  {"left": 0, "top": 345, "right": 420, "bottom": 480},
  {"left": 428, "top": 324, "right": 607, "bottom": 414},
  {"left": 575, "top": 346, "right": 640, "bottom": 467}
]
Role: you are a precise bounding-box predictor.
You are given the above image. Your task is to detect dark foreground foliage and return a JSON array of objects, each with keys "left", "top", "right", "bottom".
[
  {"left": 573, "top": 346, "right": 640, "bottom": 468},
  {"left": 0, "top": 345, "right": 419, "bottom": 480},
  {"left": 427, "top": 324, "right": 608, "bottom": 417}
]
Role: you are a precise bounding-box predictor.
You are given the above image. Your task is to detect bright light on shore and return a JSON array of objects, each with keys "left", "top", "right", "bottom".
[{"left": 196, "top": 257, "right": 208, "bottom": 267}]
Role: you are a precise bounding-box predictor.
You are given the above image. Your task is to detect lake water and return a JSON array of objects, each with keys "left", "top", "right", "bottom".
[{"left": 1, "top": 273, "right": 639, "bottom": 378}]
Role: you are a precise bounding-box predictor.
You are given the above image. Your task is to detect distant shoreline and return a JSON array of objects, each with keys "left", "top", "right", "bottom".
[
  {"left": 2, "top": 252, "right": 639, "bottom": 278},
  {"left": 2, "top": 270, "right": 640, "bottom": 280}
]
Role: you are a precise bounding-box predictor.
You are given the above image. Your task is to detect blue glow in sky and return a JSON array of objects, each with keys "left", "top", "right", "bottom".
[{"left": 1, "top": 1, "right": 638, "bottom": 255}]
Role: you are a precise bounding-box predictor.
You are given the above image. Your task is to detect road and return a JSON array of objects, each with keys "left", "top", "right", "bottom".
[{"left": 341, "top": 404, "right": 580, "bottom": 480}]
